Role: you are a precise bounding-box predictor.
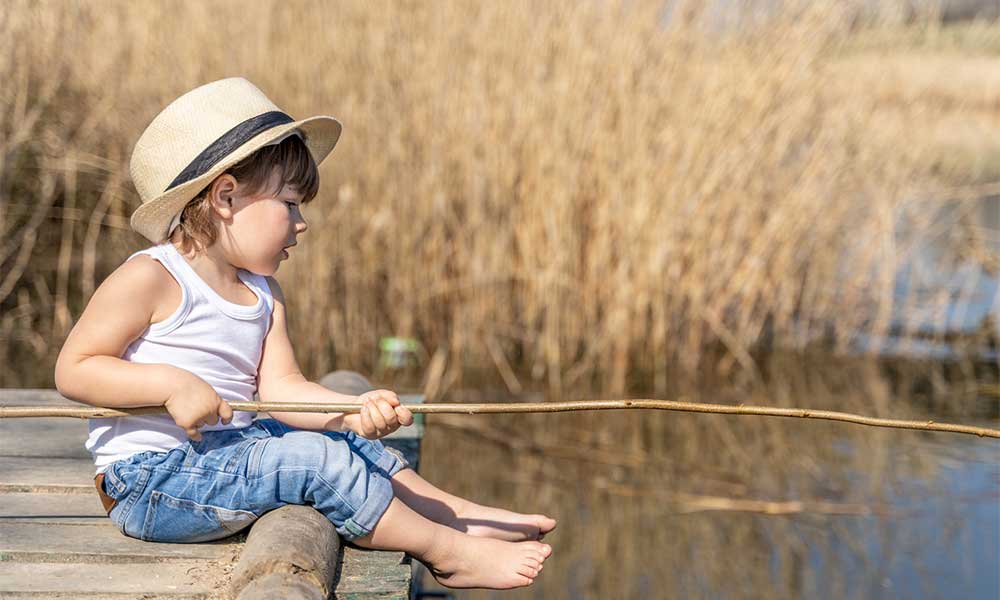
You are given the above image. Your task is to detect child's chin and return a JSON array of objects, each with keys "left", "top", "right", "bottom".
[
  {"left": 243, "top": 254, "right": 286, "bottom": 276},
  {"left": 245, "top": 262, "right": 279, "bottom": 277}
]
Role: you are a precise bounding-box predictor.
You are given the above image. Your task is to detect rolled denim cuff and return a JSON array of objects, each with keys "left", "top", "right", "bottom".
[
  {"left": 337, "top": 444, "right": 409, "bottom": 540},
  {"left": 338, "top": 468, "right": 393, "bottom": 540},
  {"left": 379, "top": 444, "right": 409, "bottom": 476}
]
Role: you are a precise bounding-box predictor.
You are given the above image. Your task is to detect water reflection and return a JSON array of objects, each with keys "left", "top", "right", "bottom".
[{"left": 417, "top": 358, "right": 999, "bottom": 599}]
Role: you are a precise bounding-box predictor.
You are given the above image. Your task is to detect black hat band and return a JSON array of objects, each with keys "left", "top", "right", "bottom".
[{"left": 164, "top": 110, "right": 295, "bottom": 192}]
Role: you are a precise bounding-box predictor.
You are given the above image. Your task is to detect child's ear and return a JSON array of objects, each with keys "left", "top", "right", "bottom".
[{"left": 208, "top": 175, "right": 238, "bottom": 219}]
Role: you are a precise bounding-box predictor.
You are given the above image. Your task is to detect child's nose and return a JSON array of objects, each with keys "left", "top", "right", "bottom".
[{"left": 295, "top": 214, "right": 308, "bottom": 233}]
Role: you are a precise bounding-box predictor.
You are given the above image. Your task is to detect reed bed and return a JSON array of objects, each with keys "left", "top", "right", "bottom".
[{"left": 1, "top": 1, "right": 997, "bottom": 394}]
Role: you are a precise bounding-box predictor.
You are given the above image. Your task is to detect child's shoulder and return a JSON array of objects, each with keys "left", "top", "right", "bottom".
[
  {"left": 112, "top": 252, "right": 177, "bottom": 292},
  {"left": 96, "top": 253, "right": 182, "bottom": 324}
]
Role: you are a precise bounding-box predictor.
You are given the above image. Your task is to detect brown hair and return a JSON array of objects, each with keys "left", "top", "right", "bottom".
[{"left": 170, "top": 133, "right": 320, "bottom": 252}]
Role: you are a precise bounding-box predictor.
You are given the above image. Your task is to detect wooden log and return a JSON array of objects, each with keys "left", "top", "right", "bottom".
[
  {"left": 230, "top": 503, "right": 339, "bottom": 599},
  {"left": 236, "top": 573, "right": 327, "bottom": 600}
]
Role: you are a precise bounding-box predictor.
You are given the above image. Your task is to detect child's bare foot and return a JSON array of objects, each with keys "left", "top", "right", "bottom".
[
  {"left": 426, "top": 530, "right": 552, "bottom": 589},
  {"left": 451, "top": 500, "right": 557, "bottom": 542},
  {"left": 389, "top": 469, "right": 556, "bottom": 541}
]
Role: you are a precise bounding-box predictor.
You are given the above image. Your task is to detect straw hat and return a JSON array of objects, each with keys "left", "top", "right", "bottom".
[{"left": 129, "top": 77, "right": 342, "bottom": 243}]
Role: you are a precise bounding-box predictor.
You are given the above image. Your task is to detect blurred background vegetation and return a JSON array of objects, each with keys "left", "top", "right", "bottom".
[
  {"left": 1, "top": 1, "right": 998, "bottom": 597},
  {"left": 2, "top": 0, "right": 996, "bottom": 395}
]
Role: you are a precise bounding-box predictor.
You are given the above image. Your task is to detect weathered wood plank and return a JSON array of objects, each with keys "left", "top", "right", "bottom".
[
  {"left": 0, "top": 561, "right": 227, "bottom": 596},
  {"left": 0, "top": 389, "right": 75, "bottom": 406},
  {"left": 0, "top": 522, "right": 241, "bottom": 562},
  {"left": 0, "top": 417, "right": 90, "bottom": 458},
  {"left": 0, "top": 491, "right": 108, "bottom": 523},
  {"left": 0, "top": 387, "right": 425, "bottom": 599},
  {"left": 0, "top": 497, "right": 413, "bottom": 595},
  {"left": 0, "top": 456, "right": 96, "bottom": 490},
  {"left": 335, "top": 545, "right": 412, "bottom": 598},
  {"left": 0, "top": 591, "right": 212, "bottom": 599}
]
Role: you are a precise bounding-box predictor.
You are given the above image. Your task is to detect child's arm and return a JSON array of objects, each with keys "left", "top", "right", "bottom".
[
  {"left": 257, "top": 277, "right": 413, "bottom": 438},
  {"left": 54, "top": 256, "right": 233, "bottom": 440}
]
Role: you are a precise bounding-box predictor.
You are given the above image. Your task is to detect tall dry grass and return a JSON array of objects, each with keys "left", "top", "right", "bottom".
[{"left": 1, "top": 1, "right": 997, "bottom": 394}]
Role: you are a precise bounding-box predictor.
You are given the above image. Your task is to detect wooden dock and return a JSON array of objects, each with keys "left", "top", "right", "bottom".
[{"left": 0, "top": 386, "right": 425, "bottom": 599}]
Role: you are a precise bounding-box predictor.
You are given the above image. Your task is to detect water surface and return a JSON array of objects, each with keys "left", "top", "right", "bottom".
[{"left": 416, "top": 369, "right": 999, "bottom": 599}]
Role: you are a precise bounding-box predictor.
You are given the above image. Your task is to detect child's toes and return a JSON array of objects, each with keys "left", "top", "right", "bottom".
[
  {"left": 528, "top": 549, "right": 547, "bottom": 562},
  {"left": 531, "top": 542, "right": 553, "bottom": 557},
  {"left": 536, "top": 515, "right": 557, "bottom": 532},
  {"left": 517, "top": 563, "right": 539, "bottom": 578}
]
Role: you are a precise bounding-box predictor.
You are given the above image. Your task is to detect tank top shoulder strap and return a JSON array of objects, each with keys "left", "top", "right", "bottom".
[
  {"left": 126, "top": 244, "right": 272, "bottom": 318},
  {"left": 242, "top": 271, "right": 274, "bottom": 315},
  {"left": 124, "top": 243, "right": 193, "bottom": 335},
  {"left": 125, "top": 245, "right": 158, "bottom": 263},
  {"left": 125, "top": 244, "right": 189, "bottom": 293}
]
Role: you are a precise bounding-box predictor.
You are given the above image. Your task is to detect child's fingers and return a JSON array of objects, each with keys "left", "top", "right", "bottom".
[
  {"left": 395, "top": 405, "right": 414, "bottom": 426},
  {"left": 360, "top": 403, "right": 377, "bottom": 438},
  {"left": 373, "top": 399, "right": 399, "bottom": 428},
  {"left": 218, "top": 400, "right": 234, "bottom": 425},
  {"left": 187, "top": 428, "right": 203, "bottom": 441},
  {"left": 368, "top": 390, "right": 399, "bottom": 406},
  {"left": 368, "top": 400, "right": 390, "bottom": 434}
]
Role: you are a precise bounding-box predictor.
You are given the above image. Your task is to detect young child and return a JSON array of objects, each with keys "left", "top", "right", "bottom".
[{"left": 54, "top": 77, "right": 555, "bottom": 590}]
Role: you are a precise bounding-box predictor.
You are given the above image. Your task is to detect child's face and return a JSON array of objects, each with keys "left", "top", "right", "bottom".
[{"left": 222, "top": 168, "right": 308, "bottom": 276}]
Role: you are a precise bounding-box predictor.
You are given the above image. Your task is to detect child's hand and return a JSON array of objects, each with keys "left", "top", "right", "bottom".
[
  {"left": 345, "top": 389, "right": 414, "bottom": 439},
  {"left": 163, "top": 373, "right": 234, "bottom": 441}
]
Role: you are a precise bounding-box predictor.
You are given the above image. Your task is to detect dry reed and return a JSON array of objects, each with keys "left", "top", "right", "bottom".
[{"left": 0, "top": 1, "right": 997, "bottom": 395}]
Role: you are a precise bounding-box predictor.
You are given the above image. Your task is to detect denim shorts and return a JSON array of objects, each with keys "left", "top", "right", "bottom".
[{"left": 99, "top": 418, "right": 408, "bottom": 543}]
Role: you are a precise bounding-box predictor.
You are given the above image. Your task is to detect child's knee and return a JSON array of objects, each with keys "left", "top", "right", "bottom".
[
  {"left": 335, "top": 432, "right": 410, "bottom": 476},
  {"left": 257, "top": 430, "right": 350, "bottom": 476}
]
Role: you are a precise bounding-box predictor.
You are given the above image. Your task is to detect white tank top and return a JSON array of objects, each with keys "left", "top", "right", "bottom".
[{"left": 85, "top": 242, "right": 274, "bottom": 473}]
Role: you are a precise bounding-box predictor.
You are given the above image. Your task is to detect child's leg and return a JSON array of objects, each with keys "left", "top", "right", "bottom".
[
  {"left": 328, "top": 427, "right": 557, "bottom": 542},
  {"left": 389, "top": 468, "right": 557, "bottom": 542},
  {"left": 253, "top": 422, "right": 552, "bottom": 590},
  {"left": 352, "top": 495, "right": 551, "bottom": 589},
  {"left": 318, "top": 371, "right": 556, "bottom": 541}
]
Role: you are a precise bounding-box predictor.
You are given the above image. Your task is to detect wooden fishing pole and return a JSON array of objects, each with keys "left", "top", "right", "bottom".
[{"left": 1, "top": 399, "right": 997, "bottom": 438}]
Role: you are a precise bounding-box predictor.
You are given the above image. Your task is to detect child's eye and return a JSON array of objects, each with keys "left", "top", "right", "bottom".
[{"left": 285, "top": 201, "right": 298, "bottom": 209}]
